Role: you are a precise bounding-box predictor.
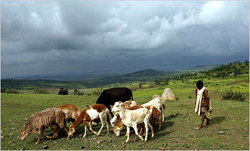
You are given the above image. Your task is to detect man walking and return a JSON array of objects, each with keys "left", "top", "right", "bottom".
[{"left": 194, "top": 80, "right": 211, "bottom": 130}]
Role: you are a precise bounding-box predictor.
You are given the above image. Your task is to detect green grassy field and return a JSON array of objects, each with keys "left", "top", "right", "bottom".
[{"left": 1, "top": 74, "right": 249, "bottom": 150}]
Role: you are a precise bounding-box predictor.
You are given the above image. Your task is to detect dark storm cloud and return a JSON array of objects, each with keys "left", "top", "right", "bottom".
[{"left": 1, "top": 1, "right": 249, "bottom": 78}]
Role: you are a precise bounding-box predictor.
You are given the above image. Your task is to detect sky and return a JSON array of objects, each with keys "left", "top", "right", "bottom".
[{"left": 1, "top": 1, "right": 249, "bottom": 78}]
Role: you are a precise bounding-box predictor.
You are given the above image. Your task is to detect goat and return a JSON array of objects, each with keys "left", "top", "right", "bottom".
[
  {"left": 67, "top": 104, "right": 111, "bottom": 139},
  {"left": 55, "top": 104, "right": 80, "bottom": 122},
  {"left": 122, "top": 100, "right": 137, "bottom": 109},
  {"left": 20, "top": 108, "right": 69, "bottom": 144},
  {"left": 112, "top": 105, "right": 161, "bottom": 136},
  {"left": 142, "top": 97, "right": 165, "bottom": 123},
  {"left": 111, "top": 105, "right": 143, "bottom": 136},
  {"left": 112, "top": 102, "right": 154, "bottom": 143},
  {"left": 110, "top": 100, "right": 137, "bottom": 128}
]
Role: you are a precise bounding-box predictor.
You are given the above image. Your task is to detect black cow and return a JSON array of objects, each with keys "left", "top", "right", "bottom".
[{"left": 96, "top": 87, "right": 133, "bottom": 117}]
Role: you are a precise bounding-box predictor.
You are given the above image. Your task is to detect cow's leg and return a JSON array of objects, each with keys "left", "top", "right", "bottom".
[
  {"left": 158, "top": 117, "right": 161, "bottom": 130},
  {"left": 97, "top": 113, "right": 105, "bottom": 135},
  {"left": 40, "top": 127, "right": 52, "bottom": 139},
  {"left": 132, "top": 124, "right": 144, "bottom": 142},
  {"left": 125, "top": 127, "right": 130, "bottom": 143},
  {"left": 89, "top": 120, "right": 98, "bottom": 135},
  {"left": 148, "top": 122, "right": 154, "bottom": 138},
  {"left": 59, "top": 120, "right": 69, "bottom": 135},
  {"left": 82, "top": 121, "right": 87, "bottom": 138},
  {"left": 51, "top": 124, "right": 60, "bottom": 138},
  {"left": 36, "top": 128, "right": 42, "bottom": 144},
  {"left": 104, "top": 115, "right": 109, "bottom": 135}
]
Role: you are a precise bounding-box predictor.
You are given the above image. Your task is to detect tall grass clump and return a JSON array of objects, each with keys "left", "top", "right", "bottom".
[
  {"left": 222, "top": 90, "right": 246, "bottom": 102},
  {"left": 231, "top": 91, "right": 246, "bottom": 102},
  {"left": 1, "top": 88, "right": 19, "bottom": 94},
  {"left": 222, "top": 90, "right": 234, "bottom": 100}
]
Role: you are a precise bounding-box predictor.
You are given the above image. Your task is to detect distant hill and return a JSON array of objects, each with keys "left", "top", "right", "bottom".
[
  {"left": 126, "top": 68, "right": 163, "bottom": 76},
  {"left": 1, "top": 68, "right": 168, "bottom": 89},
  {"left": 158, "top": 60, "right": 249, "bottom": 82},
  {"left": 176, "top": 64, "right": 220, "bottom": 72},
  {"left": 1, "top": 79, "right": 87, "bottom": 90},
  {"left": 199, "top": 61, "right": 249, "bottom": 78},
  {"left": 17, "top": 73, "right": 118, "bottom": 81},
  {"left": 79, "top": 68, "right": 171, "bottom": 87},
  {"left": 2, "top": 61, "right": 248, "bottom": 89}
]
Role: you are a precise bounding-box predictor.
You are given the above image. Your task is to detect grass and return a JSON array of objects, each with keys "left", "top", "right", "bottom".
[{"left": 1, "top": 74, "right": 249, "bottom": 150}]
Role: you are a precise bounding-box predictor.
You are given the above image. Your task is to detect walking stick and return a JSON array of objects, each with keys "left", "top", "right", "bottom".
[{"left": 183, "top": 105, "right": 195, "bottom": 118}]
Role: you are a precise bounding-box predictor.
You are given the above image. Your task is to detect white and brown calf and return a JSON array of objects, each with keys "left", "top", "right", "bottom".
[
  {"left": 112, "top": 105, "right": 161, "bottom": 136},
  {"left": 55, "top": 104, "right": 81, "bottom": 122},
  {"left": 67, "top": 104, "right": 111, "bottom": 139},
  {"left": 112, "top": 102, "right": 154, "bottom": 143},
  {"left": 110, "top": 100, "right": 136, "bottom": 127},
  {"left": 142, "top": 97, "right": 165, "bottom": 123}
]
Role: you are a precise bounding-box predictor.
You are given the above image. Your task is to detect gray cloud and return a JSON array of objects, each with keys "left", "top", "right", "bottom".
[{"left": 1, "top": 1, "right": 249, "bottom": 78}]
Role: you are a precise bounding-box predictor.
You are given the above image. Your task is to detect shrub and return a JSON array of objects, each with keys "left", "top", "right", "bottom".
[
  {"left": 1, "top": 88, "right": 6, "bottom": 93},
  {"left": 92, "top": 88, "right": 103, "bottom": 95},
  {"left": 34, "top": 89, "right": 49, "bottom": 94},
  {"left": 2, "top": 88, "right": 19, "bottom": 94},
  {"left": 74, "top": 89, "right": 84, "bottom": 95},
  {"left": 222, "top": 90, "right": 233, "bottom": 100},
  {"left": 58, "top": 88, "right": 68, "bottom": 95},
  {"left": 222, "top": 90, "right": 245, "bottom": 102},
  {"left": 232, "top": 91, "right": 246, "bottom": 102}
]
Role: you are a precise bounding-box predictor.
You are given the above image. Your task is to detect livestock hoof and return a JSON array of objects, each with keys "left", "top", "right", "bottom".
[
  {"left": 36, "top": 141, "right": 40, "bottom": 145},
  {"left": 125, "top": 140, "right": 129, "bottom": 143},
  {"left": 46, "top": 136, "right": 53, "bottom": 139},
  {"left": 152, "top": 134, "right": 154, "bottom": 137},
  {"left": 92, "top": 122, "right": 98, "bottom": 126},
  {"left": 53, "top": 133, "right": 58, "bottom": 138}
]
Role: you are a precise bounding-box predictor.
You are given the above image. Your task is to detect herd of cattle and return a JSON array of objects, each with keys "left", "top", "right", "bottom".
[{"left": 20, "top": 87, "right": 171, "bottom": 144}]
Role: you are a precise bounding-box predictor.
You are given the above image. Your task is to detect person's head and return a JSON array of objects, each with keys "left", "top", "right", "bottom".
[{"left": 196, "top": 80, "right": 203, "bottom": 90}]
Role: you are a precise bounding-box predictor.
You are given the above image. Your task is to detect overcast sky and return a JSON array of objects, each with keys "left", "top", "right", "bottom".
[{"left": 1, "top": 1, "right": 249, "bottom": 78}]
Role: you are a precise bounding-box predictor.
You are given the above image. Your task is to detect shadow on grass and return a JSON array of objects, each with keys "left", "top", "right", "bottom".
[
  {"left": 147, "top": 130, "right": 175, "bottom": 142},
  {"left": 165, "top": 113, "right": 183, "bottom": 120},
  {"left": 209, "top": 116, "right": 226, "bottom": 126}
]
